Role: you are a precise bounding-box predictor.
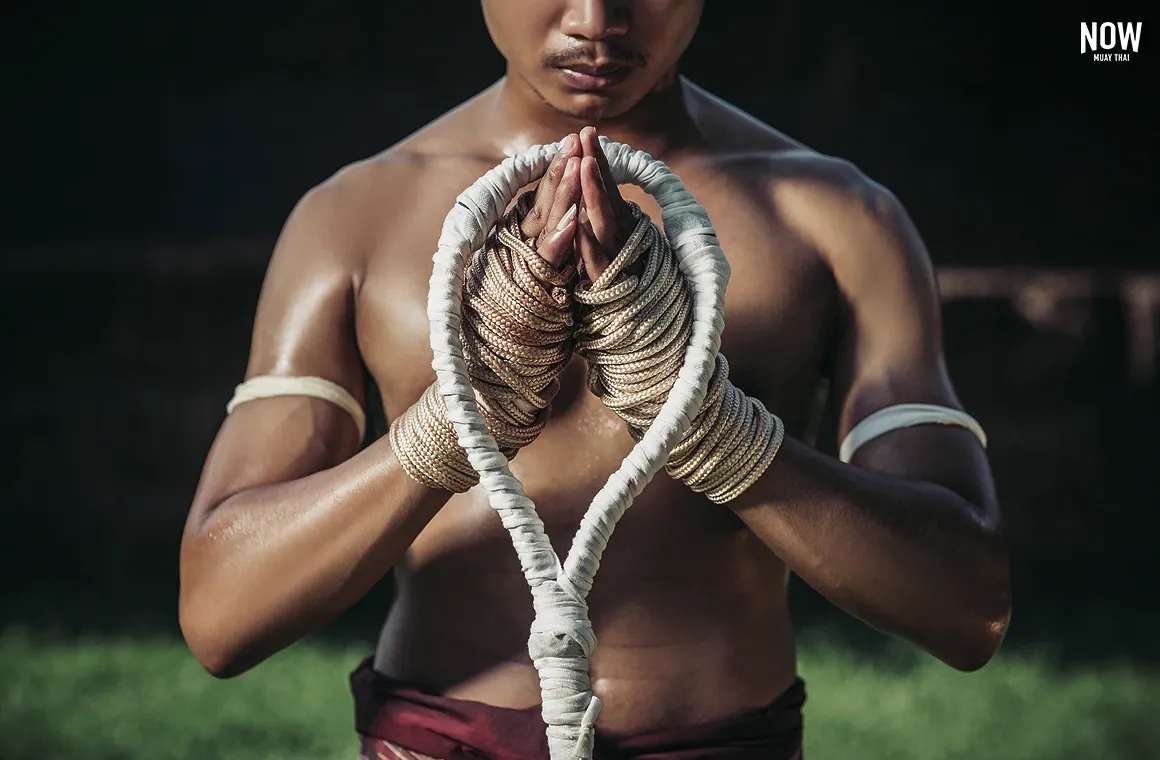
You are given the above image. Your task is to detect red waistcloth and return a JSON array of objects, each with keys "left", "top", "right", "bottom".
[{"left": 351, "top": 657, "right": 805, "bottom": 759}]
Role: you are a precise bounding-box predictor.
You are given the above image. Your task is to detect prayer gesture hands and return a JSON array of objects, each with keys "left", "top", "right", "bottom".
[
  {"left": 518, "top": 127, "right": 638, "bottom": 280},
  {"left": 519, "top": 134, "right": 582, "bottom": 270},
  {"left": 573, "top": 126, "right": 639, "bottom": 282}
]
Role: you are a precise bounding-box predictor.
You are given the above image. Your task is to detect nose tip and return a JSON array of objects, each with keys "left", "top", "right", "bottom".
[{"left": 562, "top": 0, "right": 630, "bottom": 40}]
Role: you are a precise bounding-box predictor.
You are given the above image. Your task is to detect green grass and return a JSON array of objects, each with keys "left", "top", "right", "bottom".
[{"left": 1, "top": 627, "right": 1155, "bottom": 760}]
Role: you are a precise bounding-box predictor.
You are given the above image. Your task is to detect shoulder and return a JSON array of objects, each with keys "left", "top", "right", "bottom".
[
  {"left": 282, "top": 117, "right": 501, "bottom": 273},
  {"left": 297, "top": 84, "right": 503, "bottom": 219},
  {"left": 688, "top": 82, "right": 913, "bottom": 272},
  {"left": 765, "top": 152, "right": 915, "bottom": 278},
  {"left": 749, "top": 148, "right": 937, "bottom": 328},
  {"left": 291, "top": 146, "right": 462, "bottom": 242}
]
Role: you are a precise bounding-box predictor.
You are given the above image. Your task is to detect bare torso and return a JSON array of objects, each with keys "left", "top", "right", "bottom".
[{"left": 346, "top": 80, "right": 843, "bottom": 733}]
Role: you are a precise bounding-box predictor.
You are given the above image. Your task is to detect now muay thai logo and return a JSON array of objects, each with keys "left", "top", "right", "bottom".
[{"left": 1080, "top": 22, "right": 1142, "bottom": 62}]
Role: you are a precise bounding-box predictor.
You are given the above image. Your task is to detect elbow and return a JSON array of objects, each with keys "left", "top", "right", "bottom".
[
  {"left": 178, "top": 523, "right": 268, "bottom": 679},
  {"left": 190, "top": 645, "right": 249, "bottom": 680},
  {"left": 942, "top": 617, "right": 1009, "bottom": 672},
  {"left": 945, "top": 523, "right": 1013, "bottom": 672},
  {"left": 179, "top": 585, "right": 256, "bottom": 680},
  {"left": 942, "top": 580, "right": 1013, "bottom": 673}
]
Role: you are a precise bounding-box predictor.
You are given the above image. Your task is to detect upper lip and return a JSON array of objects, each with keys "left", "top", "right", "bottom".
[{"left": 559, "top": 61, "right": 632, "bottom": 75}]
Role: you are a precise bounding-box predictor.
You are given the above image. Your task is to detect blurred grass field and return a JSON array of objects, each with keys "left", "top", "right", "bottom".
[{"left": 2, "top": 626, "right": 1155, "bottom": 760}]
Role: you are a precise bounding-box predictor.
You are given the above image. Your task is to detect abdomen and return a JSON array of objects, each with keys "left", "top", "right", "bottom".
[{"left": 375, "top": 399, "right": 799, "bottom": 732}]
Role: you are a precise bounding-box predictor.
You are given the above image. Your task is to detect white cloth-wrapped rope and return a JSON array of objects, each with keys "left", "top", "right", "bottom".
[{"left": 425, "top": 136, "right": 730, "bottom": 760}]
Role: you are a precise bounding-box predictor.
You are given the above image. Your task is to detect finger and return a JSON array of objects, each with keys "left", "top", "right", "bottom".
[
  {"left": 579, "top": 127, "right": 631, "bottom": 217},
  {"left": 576, "top": 210, "right": 610, "bottom": 281},
  {"left": 535, "top": 203, "right": 578, "bottom": 270},
  {"left": 521, "top": 133, "right": 579, "bottom": 239},
  {"left": 543, "top": 157, "right": 582, "bottom": 235},
  {"left": 580, "top": 156, "right": 620, "bottom": 252},
  {"left": 535, "top": 158, "right": 582, "bottom": 268}
]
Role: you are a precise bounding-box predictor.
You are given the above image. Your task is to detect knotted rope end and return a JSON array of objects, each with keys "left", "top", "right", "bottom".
[{"left": 571, "top": 696, "right": 603, "bottom": 759}]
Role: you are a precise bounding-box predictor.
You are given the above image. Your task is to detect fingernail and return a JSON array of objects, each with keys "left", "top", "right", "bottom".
[
  {"left": 556, "top": 204, "right": 578, "bottom": 232},
  {"left": 562, "top": 134, "right": 576, "bottom": 150}
]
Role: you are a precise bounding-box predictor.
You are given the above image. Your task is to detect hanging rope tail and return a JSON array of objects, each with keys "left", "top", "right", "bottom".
[{"left": 426, "top": 136, "right": 730, "bottom": 760}]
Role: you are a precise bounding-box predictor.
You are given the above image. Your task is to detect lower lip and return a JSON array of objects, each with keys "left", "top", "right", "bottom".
[{"left": 558, "top": 67, "right": 631, "bottom": 90}]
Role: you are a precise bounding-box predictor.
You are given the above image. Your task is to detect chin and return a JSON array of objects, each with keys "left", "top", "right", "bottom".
[{"left": 550, "top": 91, "right": 636, "bottom": 122}]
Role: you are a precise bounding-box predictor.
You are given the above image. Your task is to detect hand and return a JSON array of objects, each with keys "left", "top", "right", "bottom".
[
  {"left": 575, "top": 126, "right": 640, "bottom": 281},
  {"left": 519, "top": 133, "right": 583, "bottom": 269}
]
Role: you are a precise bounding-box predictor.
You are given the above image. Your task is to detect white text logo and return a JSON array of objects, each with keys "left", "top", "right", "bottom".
[{"left": 1080, "top": 22, "right": 1142, "bottom": 62}]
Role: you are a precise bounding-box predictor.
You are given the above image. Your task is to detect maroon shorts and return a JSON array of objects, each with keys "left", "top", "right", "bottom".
[{"left": 351, "top": 657, "right": 805, "bottom": 759}]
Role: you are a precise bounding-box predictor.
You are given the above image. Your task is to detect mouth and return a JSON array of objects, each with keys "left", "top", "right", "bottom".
[{"left": 555, "top": 62, "right": 633, "bottom": 91}]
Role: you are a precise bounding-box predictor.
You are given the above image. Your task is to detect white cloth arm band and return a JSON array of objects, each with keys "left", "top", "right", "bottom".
[
  {"left": 839, "top": 403, "right": 987, "bottom": 463},
  {"left": 226, "top": 375, "right": 366, "bottom": 441}
]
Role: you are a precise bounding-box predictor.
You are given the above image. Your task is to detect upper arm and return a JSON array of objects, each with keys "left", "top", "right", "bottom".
[
  {"left": 187, "top": 176, "right": 368, "bottom": 525},
  {"left": 778, "top": 159, "right": 998, "bottom": 512}
]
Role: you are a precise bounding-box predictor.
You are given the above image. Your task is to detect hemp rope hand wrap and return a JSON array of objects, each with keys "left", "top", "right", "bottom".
[
  {"left": 573, "top": 202, "right": 785, "bottom": 504},
  {"left": 425, "top": 137, "right": 729, "bottom": 760},
  {"left": 390, "top": 191, "right": 577, "bottom": 492}
]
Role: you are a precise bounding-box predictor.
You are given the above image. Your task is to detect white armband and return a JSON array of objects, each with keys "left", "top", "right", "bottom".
[
  {"left": 226, "top": 375, "right": 366, "bottom": 441},
  {"left": 839, "top": 403, "right": 986, "bottom": 463}
]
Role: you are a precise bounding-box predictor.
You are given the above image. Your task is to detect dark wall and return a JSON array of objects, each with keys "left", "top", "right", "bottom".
[
  {"left": 2, "top": 2, "right": 1156, "bottom": 659},
  {"left": 6, "top": 3, "right": 1152, "bottom": 266}
]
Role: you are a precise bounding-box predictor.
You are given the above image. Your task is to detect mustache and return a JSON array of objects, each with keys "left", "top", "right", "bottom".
[{"left": 543, "top": 44, "right": 648, "bottom": 69}]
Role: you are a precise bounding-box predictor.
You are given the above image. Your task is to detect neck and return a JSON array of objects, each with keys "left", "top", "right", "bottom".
[{"left": 485, "top": 66, "right": 702, "bottom": 160}]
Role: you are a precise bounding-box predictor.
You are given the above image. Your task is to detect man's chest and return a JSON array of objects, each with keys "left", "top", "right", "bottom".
[{"left": 355, "top": 170, "right": 839, "bottom": 430}]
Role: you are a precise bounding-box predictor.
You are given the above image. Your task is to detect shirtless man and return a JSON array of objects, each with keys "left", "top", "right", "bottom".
[{"left": 179, "top": 2, "right": 1012, "bottom": 758}]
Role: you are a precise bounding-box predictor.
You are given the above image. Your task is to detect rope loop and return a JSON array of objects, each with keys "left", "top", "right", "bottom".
[{"left": 426, "top": 137, "right": 729, "bottom": 759}]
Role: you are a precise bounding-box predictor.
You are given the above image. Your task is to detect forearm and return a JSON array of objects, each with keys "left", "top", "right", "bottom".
[
  {"left": 728, "top": 436, "right": 1011, "bottom": 670},
  {"left": 179, "top": 434, "right": 449, "bottom": 677}
]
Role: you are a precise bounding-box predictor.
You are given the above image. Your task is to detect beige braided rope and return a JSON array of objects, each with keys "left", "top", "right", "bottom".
[
  {"left": 389, "top": 192, "right": 576, "bottom": 492},
  {"left": 574, "top": 204, "right": 786, "bottom": 504}
]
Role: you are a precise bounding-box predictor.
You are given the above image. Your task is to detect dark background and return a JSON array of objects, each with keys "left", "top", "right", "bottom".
[{"left": 1, "top": 2, "right": 1156, "bottom": 666}]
